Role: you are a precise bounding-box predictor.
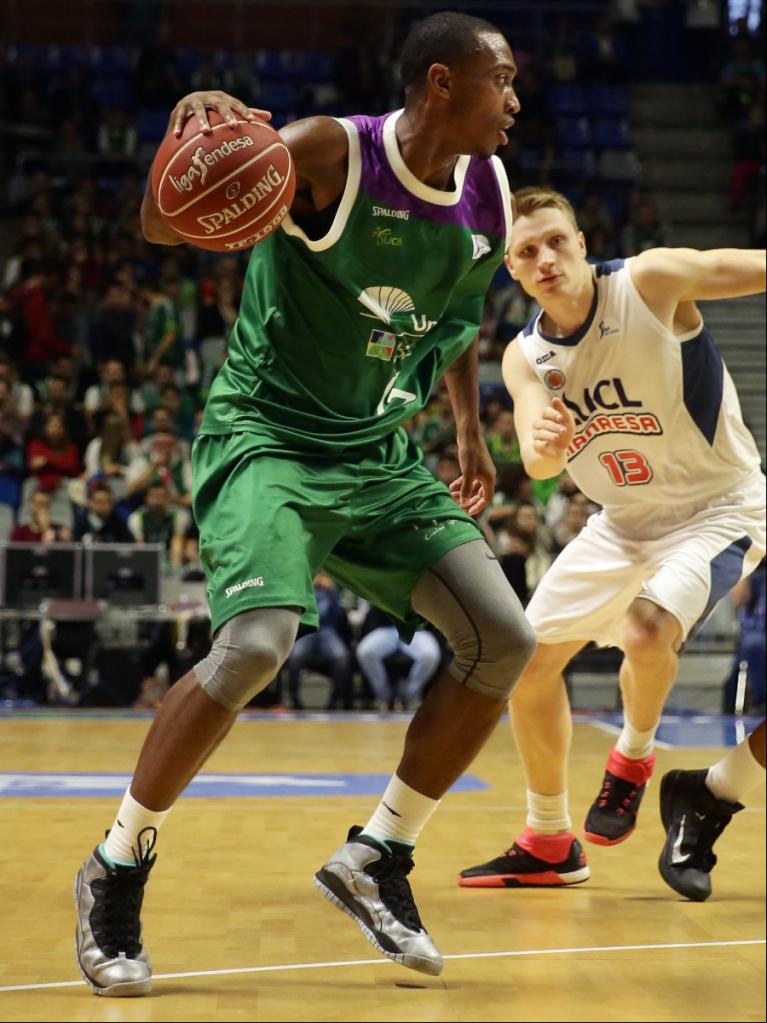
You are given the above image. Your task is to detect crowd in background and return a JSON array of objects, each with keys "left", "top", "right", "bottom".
[{"left": 0, "top": 3, "right": 764, "bottom": 709}]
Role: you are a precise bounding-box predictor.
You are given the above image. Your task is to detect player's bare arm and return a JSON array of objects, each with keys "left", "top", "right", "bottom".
[
  {"left": 501, "top": 339, "right": 575, "bottom": 479},
  {"left": 444, "top": 338, "right": 496, "bottom": 516},
  {"left": 631, "top": 247, "right": 767, "bottom": 331}
]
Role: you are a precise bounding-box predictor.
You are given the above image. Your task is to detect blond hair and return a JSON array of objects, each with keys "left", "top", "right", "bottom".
[{"left": 514, "top": 187, "right": 579, "bottom": 232}]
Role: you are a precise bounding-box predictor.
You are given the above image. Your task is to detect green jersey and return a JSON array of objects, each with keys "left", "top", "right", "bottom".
[{"left": 199, "top": 110, "right": 513, "bottom": 453}]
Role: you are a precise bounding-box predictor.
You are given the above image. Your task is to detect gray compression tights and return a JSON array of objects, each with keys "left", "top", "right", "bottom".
[{"left": 195, "top": 539, "right": 536, "bottom": 710}]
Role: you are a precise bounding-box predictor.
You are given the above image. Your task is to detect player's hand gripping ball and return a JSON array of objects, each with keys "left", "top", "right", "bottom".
[{"left": 151, "top": 111, "right": 296, "bottom": 252}]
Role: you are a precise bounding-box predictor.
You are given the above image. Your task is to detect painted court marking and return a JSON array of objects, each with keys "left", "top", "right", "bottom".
[{"left": 1, "top": 939, "right": 763, "bottom": 993}]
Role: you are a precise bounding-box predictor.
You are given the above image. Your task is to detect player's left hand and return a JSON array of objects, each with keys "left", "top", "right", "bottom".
[{"left": 449, "top": 435, "right": 496, "bottom": 516}]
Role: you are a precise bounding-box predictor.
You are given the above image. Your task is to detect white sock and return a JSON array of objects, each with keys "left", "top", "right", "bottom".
[
  {"left": 362, "top": 775, "right": 440, "bottom": 847},
  {"left": 526, "top": 790, "right": 571, "bottom": 834},
  {"left": 102, "top": 787, "right": 171, "bottom": 865},
  {"left": 706, "top": 737, "right": 766, "bottom": 804},
  {"left": 616, "top": 719, "right": 657, "bottom": 760}
]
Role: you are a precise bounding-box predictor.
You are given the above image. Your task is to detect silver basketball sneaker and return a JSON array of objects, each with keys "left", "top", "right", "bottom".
[
  {"left": 315, "top": 826, "right": 443, "bottom": 976},
  {"left": 74, "top": 829, "right": 156, "bottom": 996}
]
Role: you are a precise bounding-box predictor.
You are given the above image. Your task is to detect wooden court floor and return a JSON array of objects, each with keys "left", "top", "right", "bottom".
[{"left": 1, "top": 712, "right": 764, "bottom": 1023}]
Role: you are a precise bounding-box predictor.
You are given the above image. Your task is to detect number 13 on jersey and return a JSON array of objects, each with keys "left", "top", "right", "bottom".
[{"left": 599, "top": 449, "right": 654, "bottom": 486}]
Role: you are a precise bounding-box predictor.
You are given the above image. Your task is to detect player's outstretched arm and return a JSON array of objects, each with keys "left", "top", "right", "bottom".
[
  {"left": 632, "top": 247, "right": 766, "bottom": 304},
  {"left": 501, "top": 341, "right": 575, "bottom": 480}
]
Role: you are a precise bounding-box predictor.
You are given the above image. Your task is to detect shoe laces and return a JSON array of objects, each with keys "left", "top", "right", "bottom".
[
  {"left": 369, "top": 848, "right": 424, "bottom": 932},
  {"left": 598, "top": 773, "right": 639, "bottom": 816},
  {"left": 91, "top": 828, "right": 157, "bottom": 958}
]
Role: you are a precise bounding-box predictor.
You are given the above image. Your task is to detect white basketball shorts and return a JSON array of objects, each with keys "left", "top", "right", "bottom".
[{"left": 526, "top": 479, "right": 766, "bottom": 649}]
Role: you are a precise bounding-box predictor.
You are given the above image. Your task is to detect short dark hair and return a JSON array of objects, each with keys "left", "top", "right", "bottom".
[{"left": 399, "top": 11, "right": 503, "bottom": 91}]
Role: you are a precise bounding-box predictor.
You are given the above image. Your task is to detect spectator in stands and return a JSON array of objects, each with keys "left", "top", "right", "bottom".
[
  {"left": 73, "top": 481, "right": 133, "bottom": 544},
  {"left": 158, "top": 383, "right": 197, "bottom": 442},
  {"left": 577, "top": 191, "right": 615, "bottom": 238},
  {"left": 552, "top": 492, "right": 593, "bottom": 554},
  {"left": 126, "top": 429, "right": 193, "bottom": 509},
  {"left": 84, "top": 359, "right": 141, "bottom": 430},
  {"left": 26, "top": 412, "right": 80, "bottom": 495},
  {"left": 356, "top": 605, "right": 443, "bottom": 712},
  {"left": 543, "top": 472, "right": 581, "bottom": 531},
  {"left": 0, "top": 378, "right": 26, "bottom": 513},
  {"left": 11, "top": 488, "right": 72, "bottom": 543},
  {"left": 10, "top": 261, "right": 75, "bottom": 375},
  {"left": 497, "top": 503, "right": 553, "bottom": 606},
  {"left": 486, "top": 409, "right": 522, "bottom": 469},
  {"left": 127, "top": 482, "right": 188, "bottom": 568},
  {"left": 434, "top": 452, "right": 460, "bottom": 489},
  {"left": 284, "top": 571, "right": 353, "bottom": 710},
  {"left": 98, "top": 108, "right": 138, "bottom": 162},
  {"left": 140, "top": 281, "right": 183, "bottom": 379},
  {"left": 89, "top": 283, "right": 138, "bottom": 371},
  {"left": 0, "top": 354, "right": 35, "bottom": 425},
  {"left": 31, "top": 374, "right": 88, "bottom": 454},
  {"left": 84, "top": 410, "right": 145, "bottom": 502},
  {"left": 621, "top": 198, "right": 669, "bottom": 255}
]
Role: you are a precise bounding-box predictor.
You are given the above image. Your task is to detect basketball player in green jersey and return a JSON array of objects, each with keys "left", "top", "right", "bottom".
[{"left": 74, "top": 12, "right": 533, "bottom": 993}]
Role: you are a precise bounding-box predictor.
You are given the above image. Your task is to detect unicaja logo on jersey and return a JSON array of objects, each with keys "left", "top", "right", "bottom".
[
  {"left": 372, "top": 227, "right": 403, "bottom": 247},
  {"left": 358, "top": 286, "right": 437, "bottom": 336}
]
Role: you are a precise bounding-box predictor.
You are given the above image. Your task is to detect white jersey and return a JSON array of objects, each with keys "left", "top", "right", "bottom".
[{"left": 515, "top": 258, "right": 764, "bottom": 535}]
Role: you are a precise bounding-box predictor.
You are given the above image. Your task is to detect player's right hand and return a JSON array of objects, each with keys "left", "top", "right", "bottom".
[
  {"left": 531, "top": 397, "right": 575, "bottom": 459},
  {"left": 170, "top": 91, "right": 272, "bottom": 137}
]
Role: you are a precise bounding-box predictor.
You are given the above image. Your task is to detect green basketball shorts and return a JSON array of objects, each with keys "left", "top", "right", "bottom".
[{"left": 192, "top": 432, "right": 482, "bottom": 639}]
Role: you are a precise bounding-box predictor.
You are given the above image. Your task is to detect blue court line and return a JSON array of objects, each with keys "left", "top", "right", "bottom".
[{"left": 0, "top": 770, "right": 489, "bottom": 798}]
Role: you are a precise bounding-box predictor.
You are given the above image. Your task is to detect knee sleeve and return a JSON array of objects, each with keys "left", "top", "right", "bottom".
[
  {"left": 195, "top": 607, "right": 300, "bottom": 711},
  {"left": 412, "top": 540, "right": 536, "bottom": 701}
]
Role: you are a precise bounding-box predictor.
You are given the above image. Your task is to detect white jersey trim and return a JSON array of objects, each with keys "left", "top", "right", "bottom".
[
  {"left": 279, "top": 117, "right": 361, "bottom": 252},
  {"left": 489, "top": 155, "right": 513, "bottom": 248},
  {"left": 382, "top": 110, "right": 470, "bottom": 206}
]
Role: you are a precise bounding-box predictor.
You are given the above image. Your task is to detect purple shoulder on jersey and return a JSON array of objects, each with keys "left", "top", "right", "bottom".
[{"left": 346, "top": 113, "right": 506, "bottom": 238}]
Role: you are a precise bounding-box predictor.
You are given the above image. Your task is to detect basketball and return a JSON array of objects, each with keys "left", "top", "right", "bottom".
[{"left": 151, "top": 112, "right": 296, "bottom": 252}]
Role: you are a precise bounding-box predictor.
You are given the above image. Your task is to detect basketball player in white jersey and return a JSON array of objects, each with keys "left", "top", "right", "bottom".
[{"left": 458, "top": 187, "right": 766, "bottom": 891}]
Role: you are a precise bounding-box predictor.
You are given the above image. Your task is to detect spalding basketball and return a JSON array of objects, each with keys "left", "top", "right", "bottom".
[{"left": 151, "top": 111, "right": 296, "bottom": 252}]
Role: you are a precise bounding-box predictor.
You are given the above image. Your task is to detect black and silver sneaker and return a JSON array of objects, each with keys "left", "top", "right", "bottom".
[
  {"left": 658, "top": 769, "right": 744, "bottom": 902},
  {"left": 74, "top": 828, "right": 157, "bottom": 996},
  {"left": 315, "top": 826, "right": 443, "bottom": 976}
]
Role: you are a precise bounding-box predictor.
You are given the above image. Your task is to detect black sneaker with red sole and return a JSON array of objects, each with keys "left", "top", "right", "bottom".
[
  {"left": 584, "top": 748, "right": 656, "bottom": 846},
  {"left": 458, "top": 832, "right": 590, "bottom": 888}
]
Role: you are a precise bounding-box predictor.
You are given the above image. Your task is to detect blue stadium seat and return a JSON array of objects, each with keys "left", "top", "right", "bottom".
[
  {"left": 559, "top": 148, "right": 598, "bottom": 179},
  {"left": 90, "top": 46, "right": 137, "bottom": 74},
  {"left": 548, "top": 85, "right": 586, "bottom": 117},
  {"left": 175, "top": 48, "right": 205, "bottom": 75},
  {"left": 258, "top": 81, "right": 298, "bottom": 113},
  {"left": 7, "top": 44, "right": 46, "bottom": 66},
  {"left": 591, "top": 118, "right": 633, "bottom": 150},
  {"left": 586, "top": 85, "right": 629, "bottom": 118},
  {"left": 91, "top": 76, "right": 136, "bottom": 112},
  {"left": 556, "top": 117, "right": 592, "bottom": 149},
  {"left": 255, "top": 50, "right": 297, "bottom": 81},
  {"left": 46, "top": 45, "right": 89, "bottom": 71},
  {"left": 300, "top": 50, "right": 335, "bottom": 82},
  {"left": 136, "top": 108, "right": 170, "bottom": 143}
]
